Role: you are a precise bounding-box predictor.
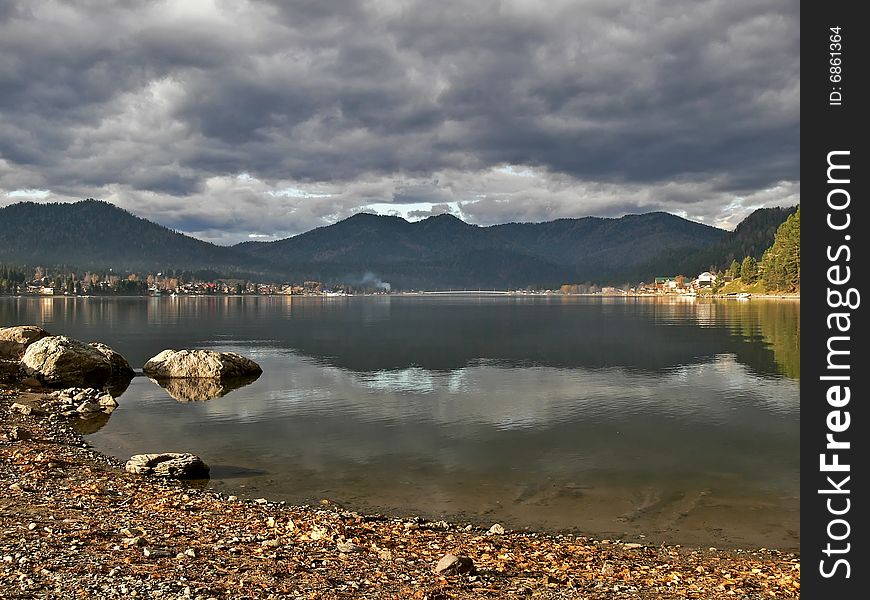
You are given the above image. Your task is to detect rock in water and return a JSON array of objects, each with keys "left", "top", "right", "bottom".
[
  {"left": 125, "top": 453, "right": 210, "bottom": 479},
  {"left": 143, "top": 349, "right": 262, "bottom": 380},
  {"left": 88, "top": 342, "right": 135, "bottom": 377},
  {"left": 0, "top": 326, "right": 51, "bottom": 359},
  {"left": 97, "top": 393, "right": 118, "bottom": 408},
  {"left": 21, "top": 336, "right": 112, "bottom": 388}
]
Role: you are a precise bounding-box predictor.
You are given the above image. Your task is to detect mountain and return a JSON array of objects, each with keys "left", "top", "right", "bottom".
[
  {"left": 234, "top": 211, "right": 726, "bottom": 288},
  {"left": 0, "top": 200, "right": 261, "bottom": 276},
  {"left": 635, "top": 206, "right": 799, "bottom": 278},
  {"left": 0, "top": 199, "right": 793, "bottom": 288}
]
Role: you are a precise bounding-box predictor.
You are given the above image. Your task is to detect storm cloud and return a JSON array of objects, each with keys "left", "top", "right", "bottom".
[{"left": 0, "top": 0, "right": 799, "bottom": 244}]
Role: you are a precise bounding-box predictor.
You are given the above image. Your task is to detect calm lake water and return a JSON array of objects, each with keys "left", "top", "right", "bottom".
[{"left": 1, "top": 295, "right": 799, "bottom": 549}]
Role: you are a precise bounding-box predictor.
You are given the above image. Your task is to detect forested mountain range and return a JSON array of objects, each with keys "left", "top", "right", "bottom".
[{"left": 0, "top": 200, "right": 795, "bottom": 288}]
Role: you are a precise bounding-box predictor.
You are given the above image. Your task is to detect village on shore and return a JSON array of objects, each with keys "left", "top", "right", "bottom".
[{"left": 1, "top": 266, "right": 793, "bottom": 299}]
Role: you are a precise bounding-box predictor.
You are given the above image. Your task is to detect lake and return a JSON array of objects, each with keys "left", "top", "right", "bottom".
[{"left": 1, "top": 295, "right": 799, "bottom": 550}]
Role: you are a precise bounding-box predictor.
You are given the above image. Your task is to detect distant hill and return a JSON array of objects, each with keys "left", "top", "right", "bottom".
[
  {"left": 0, "top": 199, "right": 794, "bottom": 288},
  {"left": 0, "top": 200, "right": 260, "bottom": 275}
]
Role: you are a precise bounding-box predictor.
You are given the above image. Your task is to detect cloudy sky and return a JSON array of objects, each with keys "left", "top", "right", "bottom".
[{"left": 0, "top": 0, "right": 799, "bottom": 245}]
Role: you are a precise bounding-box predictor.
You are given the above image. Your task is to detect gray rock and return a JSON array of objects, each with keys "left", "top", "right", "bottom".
[
  {"left": 10, "top": 403, "right": 33, "bottom": 415},
  {"left": 0, "top": 326, "right": 50, "bottom": 359},
  {"left": 336, "top": 540, "right": 364, "bottom": 553},
  {"left": 434, "top": 553, "right": 476, "bottom": 575},
  {"left": 76, "top": 401, "right": 103, "bottom": 414},
  {"left": 97, "top": 393, "right": 118, "bottom": 408},
  {"left": 143, "top": 349, "right": 262, "bottom": 380},
  {"left": 125, "top": 453, "right": 210, "bottom": 479},
  {"left": 89, "top": 342, "right": 135, "bottom": 377},
  {"left": 488, "top": 523, "right": 506, "bottom": 535},
  {"left": 0, "top": 426, "right": 30, "bottom": 442},
  {"left": 21, "top": 336, "right": 112, "bottom": 388}
]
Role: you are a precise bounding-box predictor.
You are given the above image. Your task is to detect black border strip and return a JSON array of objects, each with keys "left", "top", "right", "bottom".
[{"left": 802, "top": 2, "right": 867, "bottom": 596}]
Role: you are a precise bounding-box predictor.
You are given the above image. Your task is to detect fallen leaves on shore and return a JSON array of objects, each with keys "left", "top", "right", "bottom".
[{"left": 1, "top": 388, "right": 800, "bottom": 598}]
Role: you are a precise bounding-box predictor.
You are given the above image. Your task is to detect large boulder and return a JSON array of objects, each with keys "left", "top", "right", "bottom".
[
  {"left": 89, "top": 342, "right": 135, "bottom": 377},
  {"left": 125, "top": 453, "right": 210, "bottom": 479},
  {"left": 0, "top": 326, "right": 51, "bottom": 359},
  {"left": 21, "top": 336, "right": 112, "bottom": 388},
  {"left": 143, "top": 349, "right": 262, "bottom": 380}
]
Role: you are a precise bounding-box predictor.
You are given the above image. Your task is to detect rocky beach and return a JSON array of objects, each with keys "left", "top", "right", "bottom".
[{"left": 0, "top": 326, "right": 800, "bottom": 598}]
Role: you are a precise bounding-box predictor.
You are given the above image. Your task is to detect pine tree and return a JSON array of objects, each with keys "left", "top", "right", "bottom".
[
  {"left": 761, "top": 206, "right": 800, "bottom": 292},
  {"left": 728, "top": 259, "right": 741, "bottom": 279},
  {"left": 741, "top": 256, "right": 758, "bottom": 284}
]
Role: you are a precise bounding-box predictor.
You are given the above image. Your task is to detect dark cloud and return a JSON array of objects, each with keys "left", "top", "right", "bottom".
[{"left": 0, "top": 0, "right": 798, "bottom": 242}]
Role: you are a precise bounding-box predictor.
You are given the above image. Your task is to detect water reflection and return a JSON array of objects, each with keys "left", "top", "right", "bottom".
[
  {"left": 105, "top": 375, "right": 134, "bottom": 398},
  {"left": 1, "top": 296, "right": 799, "bottom": 548},
  {"left": 72, "top": 411, "right": 112, "bottom": 435},
  {"left": 0, "top": 296, "right": 800, "bottom": 380},
  {"left": 149, "top": 373, "right": 261, "bottom": 402}
]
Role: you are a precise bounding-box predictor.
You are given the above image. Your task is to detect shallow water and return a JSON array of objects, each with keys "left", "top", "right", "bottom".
[{"left": 1, "top": 295, "right": 799, "bottom": 549}]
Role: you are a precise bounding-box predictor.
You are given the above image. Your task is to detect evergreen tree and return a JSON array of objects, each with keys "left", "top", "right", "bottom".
[
  {"left": 741, "top": 256, "right": 758, "bottom": 283},
  {"left": 712, "top": 271, "right": 725, "bottom": 294},
  {"left": 728, "top": 259, "right": 741, "bottom": 279},
  {"left": 761, "top": 206, "right": 800, "bottom": 292}
]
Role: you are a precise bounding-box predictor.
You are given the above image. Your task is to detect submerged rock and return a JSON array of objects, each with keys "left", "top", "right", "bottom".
[
  {"left": 21, "top": 336, "right": 112, "bottom": 388},
  {"left": 143, "top": 349, "right": 262, "bottom": 380},
  {"left": 125, "top": 453, "right": 210, "bottom": 479},
  {"left": 0, "top": 326, "right": 51, "bottom": 359}
]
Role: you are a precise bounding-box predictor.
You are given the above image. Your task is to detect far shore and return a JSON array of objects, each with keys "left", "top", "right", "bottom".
[{"left": 2, "top": 291, "right": 800, "bottom": 299}]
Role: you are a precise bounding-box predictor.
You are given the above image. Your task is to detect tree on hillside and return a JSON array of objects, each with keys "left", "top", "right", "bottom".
[
  {"left": 740, "top": 256, "right": 758, "bottom": 284},
  {"left": 728, "top": 259, "right": 741, "bottom": 279},
  {"left": 712, "top": 271, "right": 725, "bottom": 294},
  {"left": 761, "top": 206, "right": 800, "bottom": 292}
]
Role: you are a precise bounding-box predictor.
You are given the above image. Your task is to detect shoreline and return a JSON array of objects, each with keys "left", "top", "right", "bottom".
[
  {"left": 2, "top": 385, "right": 800, "bottom": 598},
  {"left": 1, "top": 292, "right": 800, "bottom": 299}
]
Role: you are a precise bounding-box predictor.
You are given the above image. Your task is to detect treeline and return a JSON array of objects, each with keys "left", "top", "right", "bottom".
[
  {"left": 759, "top": 206, "right": 800, "bottom": 292},
  {"left": 0, "top": 266, "right": 27, "bottom": 294},
  {"left": 718, "top": 206, "right": 800, "bottom": 293},
  {"left": 0, "top": 265, "right": 149, "bottom": 296}
]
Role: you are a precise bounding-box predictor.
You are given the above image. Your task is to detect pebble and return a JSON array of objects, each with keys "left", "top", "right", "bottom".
[
  {"left": 488, "top": 523, "right": 506, "bottom": 535},
  {"left": 336, "top": 540, "right": 363, "bottom": 553},
  {"left": 434, "top": 553, "right": 476, "bottom": 575}
]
